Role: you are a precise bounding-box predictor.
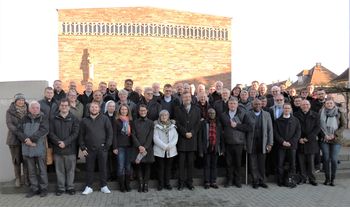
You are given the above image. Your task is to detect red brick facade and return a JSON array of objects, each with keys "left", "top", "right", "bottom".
[{"left": 58, "top": 7, "right": 231, "bottom": 92}]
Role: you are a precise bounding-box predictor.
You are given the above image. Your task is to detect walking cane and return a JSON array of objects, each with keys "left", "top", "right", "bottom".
[{"left": 245, "top": 151, "right": 248, "bottom": 185}]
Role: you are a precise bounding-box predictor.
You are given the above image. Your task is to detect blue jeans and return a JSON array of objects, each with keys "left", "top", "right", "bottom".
[
  {"left": 117, "top": 147, "right": 131, "bottom": 176},
  {"left": 320, "top": 143, "right": 341, "bottom": 179}
]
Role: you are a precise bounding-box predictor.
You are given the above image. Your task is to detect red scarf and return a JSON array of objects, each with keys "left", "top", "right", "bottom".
[{"left": 209, "top": 120, "right": 217, "bottom": 152}]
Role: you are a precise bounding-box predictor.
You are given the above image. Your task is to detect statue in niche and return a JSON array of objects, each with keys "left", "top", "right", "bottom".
[{"left": 80, "top": 49, "right": 94, "bottom": 85}]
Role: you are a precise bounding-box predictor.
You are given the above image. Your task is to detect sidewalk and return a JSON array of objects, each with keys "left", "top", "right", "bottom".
[{"left": 1, "top": 179, "right": 350, "bottom": 207}]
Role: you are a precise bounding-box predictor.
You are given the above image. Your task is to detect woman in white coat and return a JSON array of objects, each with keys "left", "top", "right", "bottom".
[{"left": 153, "top": 110, "right": 178, "bottom": 191}]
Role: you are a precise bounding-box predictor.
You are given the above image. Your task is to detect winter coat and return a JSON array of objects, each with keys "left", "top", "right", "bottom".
[
  {"left": 17, "top": 112, "right": 49, "bottom": 157},
  {"left": 6, "top": 102, "right": 28, "bottom": 146},
  {"left": 131, "top": 117, "right": 155, "bottom": 163},
  {"left": 198, "top": 119, "right": 224, "bottom": 155},
  {"left": 174, "top": 104, "right": 201, "bottom": 152},
  {"left": 49, "top": 112, "right": 80, "bottom": 155},
  {"left": 153, "top": 120, "right": 178, "bottom": 158},
  {"left": 221, "top": 108, "right": 252, "bottom": 145},
  {"left": 294, "top": 110, "right": 320, "bottom": 154}
]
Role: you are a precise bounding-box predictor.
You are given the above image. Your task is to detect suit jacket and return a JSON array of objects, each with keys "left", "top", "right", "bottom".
[
  {"left": 198, "top": 119, "right": 224, "bottom": 155},
  {"left": 246, "top": 110, "right": 274, "bottom": 154}
]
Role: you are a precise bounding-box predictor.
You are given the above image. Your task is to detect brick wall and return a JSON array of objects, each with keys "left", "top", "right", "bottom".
[{"left": 58, "top": 7, "right": 231, "bottom": 92}]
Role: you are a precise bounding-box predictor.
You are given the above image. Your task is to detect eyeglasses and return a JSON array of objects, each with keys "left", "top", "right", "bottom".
[
  {"left": 276, "top": 99, "right": 284, "bottom": 101},
  {"left": 60, "top": 105, "right": 69, "bottom": 107}
]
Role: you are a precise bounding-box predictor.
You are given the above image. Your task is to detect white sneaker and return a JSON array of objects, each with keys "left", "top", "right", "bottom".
[
  {"left": 101, "top": 186, "right": 111, "bottom": 194},
  {"left": 82, "top": 186, "right": 93, "bottom": 195}
]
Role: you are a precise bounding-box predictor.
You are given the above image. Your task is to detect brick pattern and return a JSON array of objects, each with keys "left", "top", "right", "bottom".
[{"left": 58, "top": 7, "right": 231, "bottom": 92}]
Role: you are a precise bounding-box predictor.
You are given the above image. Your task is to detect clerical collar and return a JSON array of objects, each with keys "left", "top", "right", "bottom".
[
  {"left": 164, "top": 96, "right": 172, "bottom": 102},
  {"left": 254, "top": 111, "right": 261, "bottom": 116},
  {"left": 283, "top": 114, "right": 291, "bottom": 118}
]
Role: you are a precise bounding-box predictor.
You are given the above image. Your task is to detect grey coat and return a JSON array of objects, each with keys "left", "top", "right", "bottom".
[
  {"left": 246, "top": 111, "right": 274, "bottom": 154},
  {"left": 17, "top": 112, "right": 49, "bottom": 157}
]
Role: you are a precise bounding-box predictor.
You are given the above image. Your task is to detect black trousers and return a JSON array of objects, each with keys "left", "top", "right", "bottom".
[
  {"left": 277, "top": 148, "right": 296, "bottom": 184},
  {"left": 156, "top": 156, "right": 173, "bottom": 187},
  {"left": 225, "top": 144, "right": 243, "bottom": 183},
  {"left": 85, "top": 149, "right": 108, "bottom": 187},
  {"left": 298, "top": 153, "right": 315, "bottom": 182},
  {"left": 135, "top": 163, "right": 151, "bottom": 183},
  {"left": 204, "top": 151, "right": 218, "bottom": 184},
  {"left": 178, "top": 151, "right": 195, "bottom": 185},
  {"left": 249, "top": 153, "right": 266, "bottom": 184}
]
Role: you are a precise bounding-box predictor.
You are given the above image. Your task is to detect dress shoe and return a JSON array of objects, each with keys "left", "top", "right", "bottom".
[
  {"left": 210, "top": 183, "right": 219, "bottom": 189},
  {"left": 259, "top": 183, "right": 268, "bottom": 188}
]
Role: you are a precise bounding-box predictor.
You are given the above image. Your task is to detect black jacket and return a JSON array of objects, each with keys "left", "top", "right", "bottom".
[
  {"left": 175, "top": 104, "right": 201, "bottom": 152},
  {"left": 311, "top": 99, "right": 325, "bottom": 113},
  {"left": 294, "top": 110, "right": 320, "bottom": 154},
  {"left": 131, "top": 117, "right": 155, "bottom": 163},
  {"left": 221, "top": 108, "right": 252, "bottom": 145},
  {"left": 209, "top": 91, "right": 222, "bottom": 106},
  {"left": 126, "top": 89, "right": 141, "bottom": 104},
  {"left": 160, "top": 95, "right": 180, "bottom": 119},
  {"left": 198, "top": 119, "right": 224, "bottom": 155},
  {"left": 79, "top": 113, "right": 113, "bottom": 151},
  {"left": 78, "top": 91, "right": 94, "bottom": 107},
  {"left": 39, "top": 98, "right": 58, "bottom": 121},
  {"left": 113, "top": 119, "right": 132, "bottom": 148},
  {"left": 213, "top": 99, "right": 229, "bottom": 117},
  {"left": 49, "top": 112, "right": 80, "bottom": 155},
  {"left": 137, "top": 98, "right": 161, "bottom": 121},
  {"left": 274, "top": 115, "right": 301, "bottom": 150},
  {"left": 54, "top": 90, "right": 66, "bottom": 101}
]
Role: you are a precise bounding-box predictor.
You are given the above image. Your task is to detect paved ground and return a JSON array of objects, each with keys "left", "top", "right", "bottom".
[{"left": 1, "top": 179, "right": 350, "bottom": 207}]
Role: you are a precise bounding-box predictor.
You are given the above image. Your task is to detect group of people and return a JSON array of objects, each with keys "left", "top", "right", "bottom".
[{"left": 5, "top": 78, "right": 346, "bottom": 198}]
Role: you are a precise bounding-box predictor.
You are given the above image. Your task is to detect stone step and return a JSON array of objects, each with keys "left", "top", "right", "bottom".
[{"left": 2, "top": 169, "right": 350, "bottom": 194}]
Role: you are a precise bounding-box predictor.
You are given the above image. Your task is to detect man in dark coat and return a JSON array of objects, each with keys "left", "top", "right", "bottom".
[
  {"left": 80, "top": 102, "right": 113, "bottom": 195},
  {"left": 274, "top": 103, "right": 301, "bottom": 187},
  {"left": 221, "top": 97, "right": 252, "bottom": 188},
  {"left": 213, "top": 88, "right": 230, "bottom": 115},
  {"left": 137, "top": 87, "right": 161, "bottom": 121},
  {"left": 124, "top": 79, "right": 141, "bottom": 104},
  {"left": 175, "top": 92, "right": 201, "bottom": 190},
  {"left": 53, "top": 80, "right": 66, "bottom": 101},
  {"left": 159, "top": 84, "right": 180, "bottom": 119},
  {"left": 39, "top": 87, "right": 58, "bottom": 121},
  {"left": 198, "top": 108, "right": 223, "bottom": 189},
  {"left": 294, "top": 100, "right": 320, "bottom": 186},
  {"left": 49, "top": 98, "right": 80, "bottom": 196},
  {"left": 77, "top": 82, "right": 94, "bottom": 114},
  {"left": 209, "top": 81, "right": 223, "bottom": 106},
  {"left": 246, "top": 99, "right": 273, "bottom": 189}
]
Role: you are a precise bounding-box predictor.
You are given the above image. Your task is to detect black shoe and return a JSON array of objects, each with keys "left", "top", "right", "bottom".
[
  {"left": 310, "top": 181, "right": 318, "bottom": 186},
  {"left": 26, "top": 190, "right": 39, "bottom": 198},
  {"left": 157, "top": 185, "right": 163, "bottom": 191},
  {"left": 125, "top": 176, "right": 131, "bottom": 192},
  {"left": 187, "top": 184, "right": 194, "bottom": 190},
  {"left": 165, "top": 184, "right": 172, "bottom": 190},
  {"left": 178, "top": 183, "right": 184, "bottom": 191},
  {"left": 55, "top": 190, "right": 64, "bottom": 196},
  {"left": 210, "top": 183, "right": 219, "bottom": 189},
  {"left": 259, "top": 183, "right": 268, "bottom": 188},
  {"left": 330, "top": 180, "right": 335, "bottom": 186},
  {"left": 277, "top": 182, "right": 283, "bottom": 187},
  {"left": 252, "top": 183, "right": 259, "bottom": 189},
  {"left": 324, "top": 178, "right": 330, "bottom": 185},
  {"left": 138, "top": 183, "right": 143, "bottom": 193},
  {"left": 67, "top": 189, "right": 75, "bottom": 195},
  {"left": 143, "top": 184, "right": 148, "bottom": 193},
  {"left": 224, "top": 180, "right": 231, "bottom": 188},
  {"left": 204, "top": 183, "right": 210, "bottom": 189},
  {"left": 40, "top": 190, "right": 48, "bottom": 197},
  {"left": 234, "top": 182, "right": 242, "bottom": 188}
]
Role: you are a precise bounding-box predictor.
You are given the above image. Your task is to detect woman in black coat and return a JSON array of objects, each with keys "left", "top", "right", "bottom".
[
  {"left": 131, "top": 104, "right": 155, "bottom": 192},
  {"left": 112, "top": 104, "right": 133, "bottom": 192}
]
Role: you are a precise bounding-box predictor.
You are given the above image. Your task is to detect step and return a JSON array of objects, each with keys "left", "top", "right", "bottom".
[{"left": 3, "top": 169, "right": 350, "bottom": 194}]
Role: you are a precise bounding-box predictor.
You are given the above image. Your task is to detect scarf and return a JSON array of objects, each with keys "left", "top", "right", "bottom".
[
  {"left": 15, "top": 104, "right": 27, "bottom": 119},
  {"left": 156, "top": 119, "right": 175, "bottom": 136},
  {"left": 320, "top": 107, "right": 339, "bottom": 135},
  {"left": 199, "top": 102, "right": 208, "bottom": 119},
  {"left": 208, "top": 119, "right": 217, "bottom": 152},
  {"left": 119, "top": 115, "right": 131, "bottom": 136}
]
